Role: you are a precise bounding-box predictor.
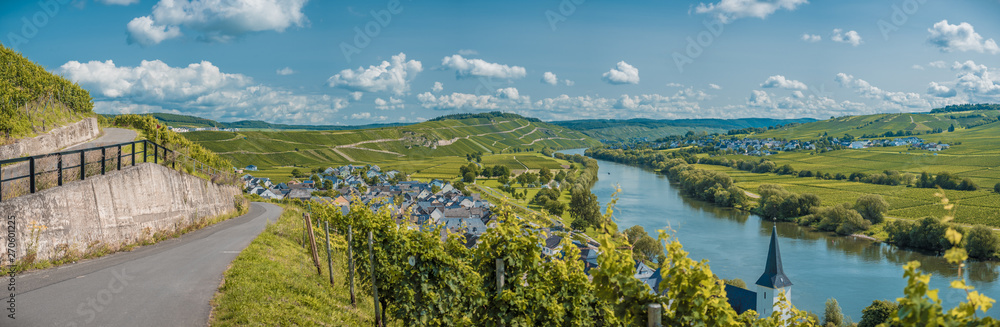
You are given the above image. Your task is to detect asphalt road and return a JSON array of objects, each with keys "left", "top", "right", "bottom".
[
  {"left": 64, "top": 128, "right": 138, "bottom": 151},
  {"left": 9, "top": 202, "right": 283, "bottom": 327}
]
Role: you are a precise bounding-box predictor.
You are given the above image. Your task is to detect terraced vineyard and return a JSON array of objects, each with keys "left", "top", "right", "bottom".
[
  {"left": 187, "top": 112, "right": 599, "bottom": 182},
  {"left": 753, "top": 111, "right": 1000, "bottom": 140}
]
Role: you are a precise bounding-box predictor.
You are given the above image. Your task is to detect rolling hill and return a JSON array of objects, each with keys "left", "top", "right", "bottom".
[
  {"left": 132, "top": 112, "right": 411, "bottom": 131},
  {"left": 186, "top": 111, "right": 601, "bottom": 171},
  {"left": 552, "top": 117, "right": 816, "bottom": 141},
  {"left": 752, "top": 110, "right": 1000, "bottom": 140},
  {"left": 1, "top": 44, "right": 94, "bottom": 143}
]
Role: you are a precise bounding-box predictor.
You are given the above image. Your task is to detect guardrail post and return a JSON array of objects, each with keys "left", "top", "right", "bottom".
[
  {"left": 100, "top": 147, "right": 106, "bottom": 175},
  {"left": 28, "top": 157, "right": 36, "bottom": 194},
  {"left": 144, "top": 141, "right": 148, "bottom": 163},
  {"left": 57, "top": 154, "right": 63, "bottom": 186},
  {"left": 80, "top": 150, "right": 86, "bottom": 181},
  {"left": 153, "top": 144, "right": 158, "bottom": 164},
  {"left": 170, "top": 148, "right": 175, "bottom": 169},
  {"left": 132, "top": 142, "right": 137, "bottom": 166},
  {"left": 117, "top": 145, "right": 122, "bottom": 171}
]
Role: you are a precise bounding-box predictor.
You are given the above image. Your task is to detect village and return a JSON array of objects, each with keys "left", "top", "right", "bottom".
[{"left": 608, "top": 135, "right": 949, "bottom": 156}]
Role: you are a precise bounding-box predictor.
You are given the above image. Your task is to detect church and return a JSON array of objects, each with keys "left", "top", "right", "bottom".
[{"left": 724, "top": 225, "right": 794, "bottom": 318}]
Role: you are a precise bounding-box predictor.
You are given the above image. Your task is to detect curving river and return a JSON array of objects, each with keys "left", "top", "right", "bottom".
[{"left": 563, "top": 149, "right": 1000, "bottom": 321}]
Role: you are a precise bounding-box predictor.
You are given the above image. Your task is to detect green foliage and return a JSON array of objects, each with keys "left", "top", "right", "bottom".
[
  {"left": 854, "top": 194, "right": 890, "bottom": 224},
  {"left": 569, "top": 190, "right": 602, "bottom": 230},
  {"left": 723, "top": 278, "right": 747, "bottom": 289},
  {"left": 965, "top": 225, "right": 1000, "bottom": 260},
  {"left": 858, "top": 300, "right": 897, "bottom": 327},
  {"left": 110, "top": 114, "right": 232, "bottom": 172},
  {"left": 823, "top": 298, "right": 844, "bottom": 327},
  {"left": 799, "top": 203, "right": 871, "bottom": 236},
  {"left": 994, "top": 182, "right": 1000, "bottom": 194},
  {"left": 885, "top": 217, "right": 952, "bottom": 253},
  {"left": 1, "top": 44, "right": 94, "bottom": 140},
  {"left": 756, "top": 184, "right": 820, "bottom": 221}
]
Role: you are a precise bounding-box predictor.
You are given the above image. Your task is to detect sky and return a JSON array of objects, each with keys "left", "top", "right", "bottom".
[{"left": 2, "top": 0, "right": 1000, "bottom": 125}]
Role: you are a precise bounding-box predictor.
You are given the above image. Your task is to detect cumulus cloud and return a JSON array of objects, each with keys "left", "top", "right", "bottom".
[
  {"left": 126, "top": 0, "right": 308, "bottom": 45},
  {"left": 328, "top": 53, "right": 422, "bottom": 95},
  {"left": 542, "top": 72, "right": 559, "bottom": 85},
  {"left": 694, "top": 0, "right": 808, "bottom": 23},
  {"left": 950, "top": 60, "right": 1000, "bottom": 99},
  {"left": 927, "top": 20, "right": 999, "bottom": 54},
  {"left": 928, "top": 61, "right": 948, "bottom": 69},
  {"left": 276, "top": 67, "right": 294, "bottom": 75},
  {"left": 350, "top": 112, "right": 372, "bottom": 120},
  {"left": 835, "top": 73, "right": 932, "bottom": 109},
  {"left": 748, "top": 90, "right": 772, "bottom": 107},
  {"left": 440, "top": 54, "right": 526, "bottom": 79},
  {"left": 564, "top": 80, "right": 575, "bottom": 86},
  {"left": 927, "top": 82, "right": 957, "bottom": 98},
  {"left": 801, "top": 33, "right": 821, "bottom": 42},
  {"left": 832, "top": 29, "right": 862, "bottom": 46},
  {"left": 432, "top": 82, "right": 444, "bottom": 93},
  {"left": 708, "top": 83, "right": 722, "bottom": 90},
  {"left": 457, "top": 49, "right": 478, "bottom": 56},
  {"left": 761, "top": 75, "right": 807, "bottom": 90},
  {"left": 349, "top": 91, "right": 363, "bottom": 101},
  {"left": 417, "top": 87, "right": 530, "bottom": 111},
  {"left": 374, "top": 97, "right": 404, "bottom": 110},
  {"left": 602, "top": 61, "right": 639, "bottom": 85},
  {"left": 59, "top": 59, "right": 347, "bottom": 124},
  {"left": 126, "top": 16, "right": 182, "bottom": 47}
]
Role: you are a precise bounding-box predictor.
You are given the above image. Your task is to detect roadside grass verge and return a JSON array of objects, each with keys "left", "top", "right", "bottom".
[{"left": 209, "top": 204, "right": 375, "bottom": 326}]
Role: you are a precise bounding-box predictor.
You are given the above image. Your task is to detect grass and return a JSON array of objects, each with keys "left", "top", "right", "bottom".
[{"left": 209, "top": 204, "right": 376, "bottom": 326}]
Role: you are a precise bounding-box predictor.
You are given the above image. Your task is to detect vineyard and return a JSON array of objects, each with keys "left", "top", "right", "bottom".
[{"left": 1, "top": 44, "right": 94, "bottom": 143}]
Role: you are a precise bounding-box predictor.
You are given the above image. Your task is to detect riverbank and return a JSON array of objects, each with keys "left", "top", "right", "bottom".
[{"left": 564, "top": 148, "right": 1000, "bottom": 320}]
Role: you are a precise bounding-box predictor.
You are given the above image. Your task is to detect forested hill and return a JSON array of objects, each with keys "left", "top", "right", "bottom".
[
  {"left": 551, "top": 117, "right": 816, "bottom": 141},
  {"left": 1, "top": 44, "right": 94, "bottom": 141}
]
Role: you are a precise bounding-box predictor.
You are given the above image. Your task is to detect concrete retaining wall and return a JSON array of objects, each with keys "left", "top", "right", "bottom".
[
  {"left": 1, "top": 163, "right": 240, "bottom": 263},
  {"left": 0, "top": 117, "right": 100, "bottom": 160}
]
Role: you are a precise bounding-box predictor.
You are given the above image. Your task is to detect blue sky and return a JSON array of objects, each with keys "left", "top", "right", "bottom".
[{"left": 2, "top": 0, "right": 999, "bottom": 124}]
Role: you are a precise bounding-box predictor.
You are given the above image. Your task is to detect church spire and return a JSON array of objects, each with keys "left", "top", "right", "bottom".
[{"left": 755, "top": 226, "right": 792, "bottom": 289}]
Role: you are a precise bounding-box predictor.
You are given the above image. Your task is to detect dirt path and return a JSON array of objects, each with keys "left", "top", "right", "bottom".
[{"left": 332, "top": 148, "right": 354, "bottom": 162}]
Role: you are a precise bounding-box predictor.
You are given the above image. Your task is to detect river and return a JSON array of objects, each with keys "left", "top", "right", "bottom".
[{"left": 562, "top": 149, "right": 1000, "bottom": 321}]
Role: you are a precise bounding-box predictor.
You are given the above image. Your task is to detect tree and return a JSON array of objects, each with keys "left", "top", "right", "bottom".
[
  {"left": 544, "top": 200, "right": 565, "bottom": 216},
  {"left": 996, "top": 182, "right": 1000, "bottom": 194},
  {"left": 854, "top": 194, "right": 889, "bottom": 224},
  {"left": 632, "top": 235, "right": 663, "bottom": 263},
  {"left": 965, "top": 225, "right": 1000, "bottom": 260},
  {"left": 554, "top": 170, "right": 566, "bottom": 183},
  {"left": 322, "top": 179, "right": 333, "bottom": 190},
  {"left": 858, "top": 300, "right": 897, "bottom": 327},
  {"left": 569, "top": 190, "right": 602, "bottom": 230},
  {"left": 463, "top": 172, "right": 476, "bottom": 183},
  {"left": 539, "top": 167, "right": 552, "bottom": 184},
  {"left": 291, "top": 168, "right": 303, "bottom": 178},
  {"left": 948, "top": 123, "right": 955, "bottom": 132},
  {"left": 823, "top": 298, "right": 844, "bottom": 327},
  {"left": 723, "top": 278, "right": 746, "bottom": 289},
  {"left": 624, "top": 225, "right": 646, "bottom": 245}
]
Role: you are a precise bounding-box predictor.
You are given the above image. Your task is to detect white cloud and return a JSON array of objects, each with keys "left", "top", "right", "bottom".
[
  {"left": 694, "top": 0, "right": 808, "bottom": 23},
  {"left": 748, "top": 90, "right": 772, "bottom": 107},
  {"left": 126, "top": 16, "right": 182, "bottom": 47},
  {"left": 457, "top": 49, "right": 478, "bottom": 56},
  {"left": 602, "top": 61, "right": 639, "bottom": 85},
  {"left": 349, "top": 91, "right": 363, "bottom": 101},
  {"left": 98, "top": 0, "right": 140, "bottom": 5},
  {"left": 912, "top": 64, "right": 925, "bottom": 70},
  {"left": 832, "top": 29, "right": 862, "bottom": 46},
  {"left": 432, "top": 82, "right": 444, "bottom": 93},
  {"left": 58, "top": 59, "right": 347, "bottom": 124},
  {"left": 328, "top": 53, "right": 422, "bottom": 95},
  {"left": 708, "top": 83, "right": 722, "bottom": 90},
  {"left": 374, "top": 97, "right": 405, "bottom": 110},
  {"left": 835, "top": 73, "right": 932, "bottom": 109},
  {"left": 564, "top": 80, "right": 574, "bottom": 86},
  {"left": 276, "top": 67, "right": 295, "bottom": 75},
  {"left": 927, "top": 82, "right": 957, "bottom": 98},
  {"left": 665, "top": 83, "right": 685, "bottom": 87},
  {"left": 801, "top": 34, "right": 821, "bottom": 42},
  {"left": 417, "top": 87, "right": 530, "bottom": 111},
  {"left": 440, "top": 54, "right": 526, "bottom": 79},
  {"left": 951, "top": 60, "right": 1000, "bottom": 99},
  {"left": 761, "top": 75, "right": 807, "bottom": 90},
  {"left": 350, "top": 112, "right": 372, "bottom": 120},
  {"left": 126, "top": 0, "right": 308, "bottom": 45},
  {"left": 927, "top": 20, "right": 999, "bottom": 54},
  {"left": 928, "top": 61, "right": 948, "bottom": 69},
  {"left": 542, "top": 72, "right": 559, "bottom": 85}
]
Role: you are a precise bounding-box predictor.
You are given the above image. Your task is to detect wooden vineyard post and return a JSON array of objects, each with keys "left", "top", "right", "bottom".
[{"left": 304, "top": 213, "right": 321, "bottom": 275}]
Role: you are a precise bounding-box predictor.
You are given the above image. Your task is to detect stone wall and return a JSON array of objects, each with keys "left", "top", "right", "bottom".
[
  {"left": 1, "top": 163, "right": 240, "bottom": 263},
  {"left": 0, "top": 117, "right": 100, "bottom": 160}
]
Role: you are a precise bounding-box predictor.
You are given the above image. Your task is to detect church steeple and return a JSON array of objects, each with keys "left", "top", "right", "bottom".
[{"left": 755, "top": 226, "right": 792, "bottom": 289}]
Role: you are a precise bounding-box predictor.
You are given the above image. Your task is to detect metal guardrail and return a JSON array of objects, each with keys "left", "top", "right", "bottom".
[{"left": 0, "top": 139, "right": 232, "bottom": 202}]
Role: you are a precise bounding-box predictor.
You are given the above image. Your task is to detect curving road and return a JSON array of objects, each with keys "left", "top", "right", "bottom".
[
  {"left": 10, "top": 202, "right": 282, "bottom": 327},
  {"left": 63, "top": 128, "right": 138, "bottom": 151}
]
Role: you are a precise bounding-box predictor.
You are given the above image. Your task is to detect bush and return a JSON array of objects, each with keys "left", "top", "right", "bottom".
[
  {"left": 806, "top": 203, "right": 870, "bottom": 235},
  {"left": 995, "top": 182, "right": 1000, "bottom": 194},
  {"left": 858, "top": 300, "right": 898, "bottom": 327},
  {"left": 885, "top": 217, "right": 951, "bottom": 253},
  {"left": 965, "top": 225, "right": 1000, "bottom": 260},
  {"left": 854, "top": 194, "right": 889, "bottom": 224}
]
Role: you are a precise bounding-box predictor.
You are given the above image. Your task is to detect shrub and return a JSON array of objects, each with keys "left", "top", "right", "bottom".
[
  {"left": 854, "top": 194, "right": 889, "bottom": 224},
  {"left": 965, "top": 225, "right": 1000, "bottom": 260}
]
